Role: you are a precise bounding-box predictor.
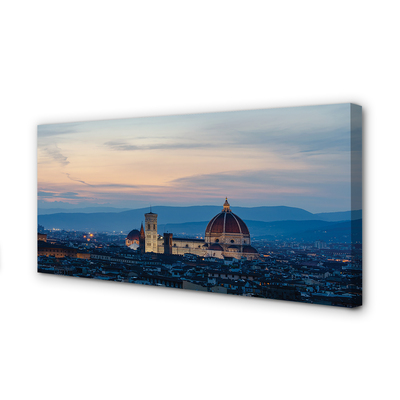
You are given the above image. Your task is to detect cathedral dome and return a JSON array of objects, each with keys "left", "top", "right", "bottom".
[
  {"left": 243, "top": 245, "right": 258, "bottom": 254},
  {"left": 205, "top": 199, "right": 249, "bottom": 235},
  {"left": 126, "top": 229, "right": 140, "bottom": 241}
]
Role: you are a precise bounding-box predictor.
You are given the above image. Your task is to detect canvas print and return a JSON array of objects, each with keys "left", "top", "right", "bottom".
[{"left": 37, "top": 104, "right": 362, "bottom": 307}]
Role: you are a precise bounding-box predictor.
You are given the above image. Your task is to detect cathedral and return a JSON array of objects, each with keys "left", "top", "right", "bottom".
[{"left": 125, "top": 198, "right": 259, "bottom": 260}]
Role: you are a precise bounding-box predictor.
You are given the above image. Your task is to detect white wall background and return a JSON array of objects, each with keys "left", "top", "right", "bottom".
[{"left": 1, "top": 1, "right": 399, "bottom": 399}]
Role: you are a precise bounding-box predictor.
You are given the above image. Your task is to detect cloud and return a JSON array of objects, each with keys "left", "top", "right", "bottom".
[
  {"left": 170, "top": 168, "right": 350, "bottom": 197},
  {"left": 104, "top": 141, "right": 140, "bottom": 151},
  {"left": 166, "top": 168, "right": 351, "bottom": 211},
  {"left": 38, "top": 191, "right": 58, "bottom": 197},
  {"left": 43, "top": 145, "right": 69, "bottom": 166},
  {"left": 171, "top": 169, "right": 307, "bottom": 188},
  {"left": 180, "top": 104, "right": 352, "bottom": 156},
  {"left": 104, "top": 140, "right": 207, "bottom": 152},
  {"left": 95, "top": 183, "right": 140, "bottom": 188},
  {"left": 38, "top": 122, "right": 84, "bottom": 137},
  {"left": 37, "top": 104, "right": 354, "bottom": 212},
  {"left": 65, "top": 173, "right": 140, "bottom": 189},
  {"left": 65, "top": 173, "right": 92, "bottom": 186},
  {"left": 38, "top": 190, "right": 83, "bottom": 199}
]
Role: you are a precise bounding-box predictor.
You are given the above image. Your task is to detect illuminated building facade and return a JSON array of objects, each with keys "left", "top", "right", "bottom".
[{"left": 126, "top": 199, "right": 259, "bottom": 260}]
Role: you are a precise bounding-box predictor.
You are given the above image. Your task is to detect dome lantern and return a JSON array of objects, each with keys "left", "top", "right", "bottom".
[
  {"left": 223, "top": 197, "right": 231, "bottom": 212},
  {"left": 206, "top": 199, "right": 249, "bottom": 236}
]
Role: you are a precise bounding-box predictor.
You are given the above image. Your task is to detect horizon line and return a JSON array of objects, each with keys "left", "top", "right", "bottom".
[{"left": 38, "top": 204, "right": 361, "bottom": 214}]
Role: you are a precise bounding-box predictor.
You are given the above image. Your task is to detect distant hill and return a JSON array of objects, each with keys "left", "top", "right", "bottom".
[
  {"left": 38, "top": 205, "right": 299, "bottom": 232},
  {"left": 39, "top": 205, "right": 316, "bottom": 222},
  {"left": 314, "top": 210, "right": 362, "bottom": 222},
  {"left": 37, "top": 205, "right": 362, "bottom": 243},
  {"left": 293, "top": 219, "right": 362, "bottom": 243},
  {"left": 159, "top": 220, "right": 338, "bottom": 238},
  {"left": 159, "top": 219, "right": 361, "bottom": 243}
]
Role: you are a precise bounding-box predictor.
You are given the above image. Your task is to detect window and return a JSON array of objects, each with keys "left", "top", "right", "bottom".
[
  {"left": 230, "top": 240, "right": 234, "bottom": 243},
  {"left": 148, "top": 224, "right": 150, "bottom": 230},
  {"left": 215, "top": 239, "right": 219, "bottom": 243},
  {"left": 153, "top": 224, "right": 155, "bottom": 229}
]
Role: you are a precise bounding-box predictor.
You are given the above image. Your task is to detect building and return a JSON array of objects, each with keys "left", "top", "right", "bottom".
[
  {"left": 38, "top": 240, "right": 78, "bottom": 258},
  {"left": 38, "top": 233, "right": 47, "bottom": 242},
  {"left": 125, "top": 229, "right": 140, "bottom": 249},
  {"left": 37, "top": 240, "right": 91, "bottom": 259},
  {"left": 204, "top": 198, "right": 258, "bottom": 259},
  {"left": 314, "top": 240, "right": 328, "bottom": 249},
  {"left": 125, "top": 198, "right": 259, "bottom": 260},
  {"left": 145, "top": 211, "right": 158, "bottom": 253}
]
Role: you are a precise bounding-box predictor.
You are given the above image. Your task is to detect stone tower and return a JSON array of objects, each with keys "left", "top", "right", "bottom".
[{"left": 144, "top": 211, "right": 158, "bottom": 253}]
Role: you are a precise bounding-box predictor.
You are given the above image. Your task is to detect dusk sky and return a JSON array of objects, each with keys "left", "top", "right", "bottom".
[{"left": 38, "top": 104, "right": 356, "bottom": 213}]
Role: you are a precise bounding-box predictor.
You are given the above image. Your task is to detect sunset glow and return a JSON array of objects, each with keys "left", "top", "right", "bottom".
[{"left": 38, "top": 104, "right": 356, "bottom": 212}]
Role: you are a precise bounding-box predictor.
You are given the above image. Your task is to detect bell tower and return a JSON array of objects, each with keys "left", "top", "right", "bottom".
[{"left": 144, "top": 210, "right": 158, "bottom": 253}]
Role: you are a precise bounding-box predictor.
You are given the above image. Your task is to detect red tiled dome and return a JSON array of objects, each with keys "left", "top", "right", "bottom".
[
  {"left": 126, "top": 229, "right": 140, "bottom": 241},
  {"left": 243, "top": 245, "right": 258, "bottom": 254},
  {"left": 206, "top": 211, "right": 249, "bottom": 235}
]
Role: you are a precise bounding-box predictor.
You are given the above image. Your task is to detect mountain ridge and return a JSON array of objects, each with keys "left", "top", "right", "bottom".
[
  {"left": 159, "top": 219, "right": 362, "bottom": 243},
  {"left": 38, "top": 205, "right": 361, "bottom": 234}
]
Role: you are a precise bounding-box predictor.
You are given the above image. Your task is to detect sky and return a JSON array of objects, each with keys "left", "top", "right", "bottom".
[{"left": 37, "top": 104, "right": 359, "bottom": 213}]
